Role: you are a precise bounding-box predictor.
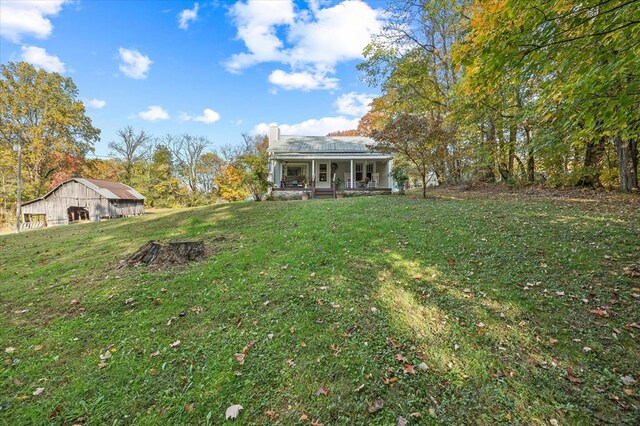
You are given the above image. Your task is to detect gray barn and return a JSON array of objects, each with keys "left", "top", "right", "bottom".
[{"left": 21, "top": 178, "right": 145, "bottom": 229}]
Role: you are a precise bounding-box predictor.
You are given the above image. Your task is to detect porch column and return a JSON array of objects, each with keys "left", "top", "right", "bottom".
[
  {"left": 311, "top": 159, "right": 315, "bottom": 183},
  {"left": 350, "top": 159, "right": 354, "bottom": 189},
  {"left": 279, "top": 162, "right": 283, "bottom": 187},
  {"left": 388, "top": 159, "right": 393, "bottom": 189}
]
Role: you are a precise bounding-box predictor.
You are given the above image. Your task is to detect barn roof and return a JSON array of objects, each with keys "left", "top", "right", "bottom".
[
  {"left": 78, "top": 178, "right": 144, "bottom": 200},
  {"left": 22, "top": 178, "right": 144, "bottom": 206}
]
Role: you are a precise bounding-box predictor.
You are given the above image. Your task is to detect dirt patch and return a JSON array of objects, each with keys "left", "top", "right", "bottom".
[{"left": 118, "top": 239, "right": 219, "bottom": 270}]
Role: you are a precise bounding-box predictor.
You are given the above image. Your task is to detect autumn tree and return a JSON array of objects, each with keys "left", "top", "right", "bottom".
[
  {"left": 455, "top": 0, "right": 640, "bottom": 190},
  {"left": 215, "top": 165, "right": 250, "bottom": 202},
  {"left": 370, "top": 113, "right": 452, "bottom": 198},
  {"left": 0, "top": 61, "right": 100, "bottom": 231}
]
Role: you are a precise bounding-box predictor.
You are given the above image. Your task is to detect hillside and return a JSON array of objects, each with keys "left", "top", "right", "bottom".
[{"left": 1, "top": 192, "right": 639, "bottom": 425}]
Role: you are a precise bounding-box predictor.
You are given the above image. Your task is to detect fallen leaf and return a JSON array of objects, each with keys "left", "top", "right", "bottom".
[
  {"left": 98, "top": 360, "right": 107, "bottom": 369},
  {"left": 48, "top": 406, "right": 62, "bottom": 420},
  {"left": 395, "top": 354, "right": 408, "bottom": 363},
  {"left": 411, "top": 412, "right": 422, "bottom": 418},
  {"left": 447, "top": 258, "right": 455, "bottom": 267},
  {"left": 621, "top": 375, "right": 636, "bottom": 386},
  {"left": 310, "top": 419, "right": 323, "bottom": 426},
  {"left": 33, "top": 387, "right": 45, "bottom": 396},
  {"left": 184, "top": 403, "right": 194, "bottom": 413},
  {"left": 316, "top": 386, "right": 329, "bottom": 396},
  {"left": 367, "top": 398, "right": 384, "bottom": 413},
  {"left": 150, "top": 351, "right": 160, "bottom": 358},
  {"left": 169, "top": 340, "right": 181, "bottom": 348},
  {"left": 290, "top": 326, "right": 295, "bottom": 334},
  {"left": 590, "top": 309, "right": 609, "bottom": 318},
  {"left": 235, "top": 353, "right": 245, "bottom": 365},
  {"left": 286, "top": 358, "right": 296, "bottom": 367},
  {"left": 567, "top": 373, "right": 582, "bottom": 384},
  {"left": 225, "top": 404, "right": 243, "bottom": 420},
  {"left": 265, "top": 409, "right": 278, "bottom": 420},
  {"left": 99, "top": 350, "right": 112, "bottom": 360},
  {"left": 5, "top": 347, "right": 15, "bottom": 353},
  {"left": 623, "top": 388, "right": 634, "bottom": 396},
  {"left": 354, "top": 384, "right": 365, "bottom": 392},
  {"left": 383, "top": 376, "right": 398, "bottom": 385},
  {"left": 550, "top": 419, "right": 559, "bottom": 426},
  {"left": 418, "top": 362, "right": 429, "bottom": 371},
  {"left": 397, "top": 415, "right": 408, "bottom": 426},
  {"left": 299, "top": 413, "right": 309, "bottom": 421},
  {"left": 34, "top": 345, "right": 43, "bottom": 351},
  {"left": 403, "top": 364, "right": 416, "bottom": 374},
  {"left": 310, "top": 272, "right": 316, "bottom": 278}
]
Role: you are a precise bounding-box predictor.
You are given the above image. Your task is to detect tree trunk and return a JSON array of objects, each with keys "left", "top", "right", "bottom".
[
  {"left": 576, "top": 136, "right": 606, "bottom": 188},
  {"left": 422, "top": 173, "right": 427, "bottom": 198},
  {"left": 615, "top": 136, "right": 639, "bottom": 191},
  {"left": 524, "top": 126, "right": 535, "bottom": 182},
  {"left": 15, "top": 142, "right": 22, "bottom": 233},
  {"left": 508, "top": 123, "right": 516, "bottom": 173},
  {"left": 480, "top": 120, "right": 496, "bottom": 182}
]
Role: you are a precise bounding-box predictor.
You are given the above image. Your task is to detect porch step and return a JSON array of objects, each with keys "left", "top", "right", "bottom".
[{"left": 313, "top": 189, "right": 335, "bottom": 199}]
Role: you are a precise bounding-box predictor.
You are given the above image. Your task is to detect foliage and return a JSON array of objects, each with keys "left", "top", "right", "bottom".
[
  {"left": 1, "top": 192, "right": 638, "bottom": 423},
  {"left": 359, "top": 0, "right": 640, "bottom": 191},
  {"left": 214, "top": 164, "right": 250, "bottom": 201}
]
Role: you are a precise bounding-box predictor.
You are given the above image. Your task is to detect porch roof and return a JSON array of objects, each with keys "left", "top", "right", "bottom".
[
  {"left": 272, "top": 153, "right": 391, "bottom": 160},
  {"left": 268, "top": 135, "right": 387, "bottom": 155}
]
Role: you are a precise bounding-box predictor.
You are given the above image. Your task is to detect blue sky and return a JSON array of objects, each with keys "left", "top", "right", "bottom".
[{"left": 0, "top": 0, "right": 384, "bottom": 157}]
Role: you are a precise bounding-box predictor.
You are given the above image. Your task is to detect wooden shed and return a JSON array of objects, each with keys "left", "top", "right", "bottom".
[{"left": 21, "top": 178, "right": 145, "bottom": 229}]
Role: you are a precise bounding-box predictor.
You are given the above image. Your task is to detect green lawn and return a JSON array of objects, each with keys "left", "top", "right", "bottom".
[{"left": 1, "top": 190, "right": 639, "bottom": 425}]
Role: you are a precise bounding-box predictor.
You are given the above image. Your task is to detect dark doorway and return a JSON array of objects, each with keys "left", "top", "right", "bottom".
[{"left": 67, "top": 207, "right": 89, "bottom": 222}]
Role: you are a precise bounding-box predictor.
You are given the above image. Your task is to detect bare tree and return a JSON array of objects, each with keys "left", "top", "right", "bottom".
[
  {"left": 164, "top": 134, "right": 210, "bottom": 195},
  {"left": 108, "top": 125, "right": 152, "bottom": 182}
]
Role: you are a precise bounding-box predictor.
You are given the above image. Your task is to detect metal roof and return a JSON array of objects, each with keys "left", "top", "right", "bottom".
[
  {"left": 268, "top": 135, "right": 384, "bottom": 154},
  {"left": 22, "top": 178, "right": 144, "bottom": 206},
  {"left": 78, "top": 178, "right": 145, "bottom": 200}
]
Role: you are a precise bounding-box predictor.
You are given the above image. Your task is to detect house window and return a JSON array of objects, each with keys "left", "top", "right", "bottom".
[
  {"left": 319, "top": 163, "right": 328, "bottom": 182},
  {"left": 355, "top": 163, "right": 363, "bottom": 181},
  {"left": 287, "top": 166, "right": 302, "bottom": 177},
  {"left": 366, "top": 163, "right": 374, "bottom": 180}
]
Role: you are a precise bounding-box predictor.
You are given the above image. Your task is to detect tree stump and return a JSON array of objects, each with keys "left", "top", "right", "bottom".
[{"left": 119, "top": 240, "right": 207, "bottom": 269}]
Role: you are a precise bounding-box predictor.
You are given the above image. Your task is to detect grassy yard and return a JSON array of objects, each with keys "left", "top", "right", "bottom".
[{"left": 1, "top": 189, "right": 639, "bottom": 425}]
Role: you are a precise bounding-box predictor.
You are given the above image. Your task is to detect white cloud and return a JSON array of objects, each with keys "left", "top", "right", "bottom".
[
  {"left": 178, "top": 3, "right": 199, "bottom": 30},
  {"left": 86, "top": 98, "right": 106, "bottom": 109},
  {"left": 335, "top": 92, "right": 374, "bottom": 116},
  {"left": 194, "top": 108, "right": 221, "bottom": 124},
  {"left": 180, "top": 108, "right": 221, "bottom": 124},
  {"left": 138, "top": 105, "right": 169, "bottom": 121},
  {"left": 118, "top": 47, "right": 152, "bottom": 79},
  {"left": 253, "top": 116, "right": 359, "bottom": 136},
  {"left": 226, "top": 0, "right": 382, "bottom": 89},
  {"left": 268, "top": 69, "right": 338, "bottom": 91},
  {"left": 287, "top": 1, "right": 382, "bottom": 67},
  {"left": 0, "top": 0, "right": 68, "bottom": 42},
  {"left": 225, "top": 0, "right": 295, "bottom": 72},
  {"left": 20, "top": 46, "right": 65, "bottom": 73}
]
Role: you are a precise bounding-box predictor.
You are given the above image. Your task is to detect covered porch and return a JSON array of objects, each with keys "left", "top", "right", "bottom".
[{"left": 269, "top": 157, "right": 394, "bottom": 191}]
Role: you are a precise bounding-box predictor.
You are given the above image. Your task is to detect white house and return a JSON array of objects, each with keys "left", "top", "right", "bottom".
[{"left": 267, "top": 125, "right": 394, "bottom": 200}]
